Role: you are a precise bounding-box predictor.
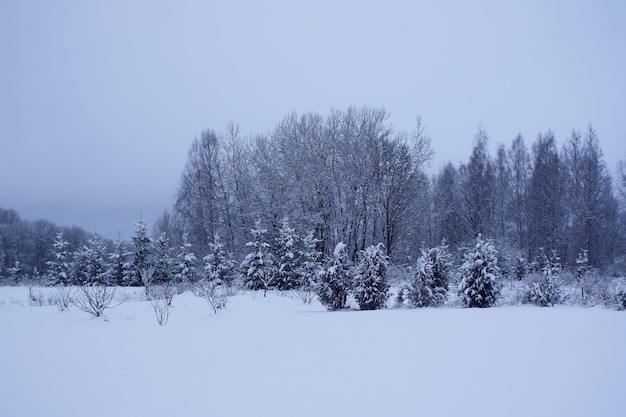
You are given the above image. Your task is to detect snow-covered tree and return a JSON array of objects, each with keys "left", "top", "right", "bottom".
[
  {"left": 174, "top": 232, "right": 198, "bottom": 287},
  {"left": 317, "top": 242, "right": 351, "bottom": 310},
  {"left": 151, "top": 232, "right": 174, "bottom": 285},
  {"left": 127, "top": 218, "right": 151, "bottom": 286},
  {"left": 204, "top": 235, "right": 235, "bottom": 286},
  {"left": 458, "top": 234, "right": 501, "bottom": 308},
  {"left": 108, "top": 235, "right": 131, "bottom": 286},
  {"left": 274, "top": 218, "right": 299, "bottom": 290},
  {"left": 72, "top": 235, "right": 109, "bottom": 285},
  {"left": 408, "top": 242, "right": 452, "bottom": 307},
  {"left": 294, "top": 230, "right": 322, "bottom": 303},
  {"left": 241, "top": 220, "right": 275, "bottom": 296},
  {"left": 353, "top": 243, "right": 390, "bottom": 310},
  {"left": 46, "top": 232, "right": 71, "bottom": 286}
]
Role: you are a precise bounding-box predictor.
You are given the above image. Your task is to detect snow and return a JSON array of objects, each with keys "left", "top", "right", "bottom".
[{"left": 1, "top": 286, "right": 625, "bottom": 417}]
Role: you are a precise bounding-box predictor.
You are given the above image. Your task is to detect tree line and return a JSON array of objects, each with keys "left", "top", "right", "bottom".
[{"left": 2, "top": 105, "right": 626, "bottom": 285}]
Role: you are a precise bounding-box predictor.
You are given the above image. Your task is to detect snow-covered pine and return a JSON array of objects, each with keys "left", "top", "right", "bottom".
[
  {"left": 317, "top": 242, "right": 351, "bottom": 310},
  {"left": 175, "top": 232, "right": 198, "bottom": 287},
  {"left": 107, "top": 235, "right": 130, "bottom": 286},
  {"left": 294, "top": 230, "right": 322, "bottom": 303},
  {"left": 240, "top": 220, "right": 275, "bottom": 296},
  {"left": 204, "top": 235, "right": 235, "bottom": 286},
  {"left": 353, "top": 243, "right": 390, "bottom": 311},
  {"left": 458, "top": 234, "right": 501, "bottom": 308},
  {"left": 274, "top": 218, "right": 300, "bottom": 290},
  {"left": 408, "top": 243, "right": 452, "bottom": 307},
  {"left": 151, "top": 232, "right": 174, "bottom": 285},
  {"left": 46, "top": 232, "right": 71, "bottom": 286},
  {"left": 72, "top": 235, "right": 109, "bottom": 286},
  {"left": 128, "top": 218, "right": 151, "bottom": 286}
]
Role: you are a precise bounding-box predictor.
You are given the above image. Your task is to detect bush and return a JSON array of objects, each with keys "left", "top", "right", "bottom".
[
  {"left": 73, "top": 285, "right": 118, "bottom": 317},
  {"left": 50, "top": 286, "right": 74, "bottom": 311},
  {"left": 523, "top": 274, "right": 561, "bottom": 307},
  {"left": 147, "top": 284, "right": 176, "bottom": 325},
  {"left": 195, "top": 280, "right": 229, "bottom": 314}
]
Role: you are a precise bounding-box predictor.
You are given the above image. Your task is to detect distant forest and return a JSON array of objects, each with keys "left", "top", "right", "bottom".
[{"left": 2, "top": 105, "right": 626, "bottom": 283}]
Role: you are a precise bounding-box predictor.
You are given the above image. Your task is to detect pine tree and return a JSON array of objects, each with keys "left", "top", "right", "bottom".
[
  {"left": 408, "top": 243, "right": 452, "bottom": 307},
  {"left": 128, "top": 218, "right": 151, "bottom": 286},
  {"left": 294, "top": 230, "right": 322, "bottom": 303},
  {"left": 204, "top": 235, "right": 235, "bottom": 286},
  {"left": 274, "top": 218, "right": 299, "bottom": 290},
  {"left": 108, "top": 235, "right": 130, "bottom": 286},
  {"left": 46, "top": 232, "right": 71, "bottom": 286},
  {"left": 72, "top": 236, "right": 109, "bottom": 286},
  {"left": 317, "top": 242, "right": 351, "bottom": 310},
  {"left": 240, "top": 220, "right": 275, "bottom": 296},
  {"left": 175, "top": 232, "right": 198, "bottom": 287},
  {"left": 353, "top": 243, "right": 390, "bottom": 310},
  {"left": 458, "top": 234, "right": 501, "bottom": 308},
  {"left": 151, "top": 232, "right": 174, "bottom": 285}
]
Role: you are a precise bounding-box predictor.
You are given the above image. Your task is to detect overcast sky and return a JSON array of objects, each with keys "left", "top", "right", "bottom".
[{"left": 1, "top": 0, "right": 625, "bottom": 240}]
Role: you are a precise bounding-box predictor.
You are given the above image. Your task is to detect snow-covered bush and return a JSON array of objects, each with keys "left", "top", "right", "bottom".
[
  {"left": 317, "top": 242, "right": 351, "bottom": 311},
  {"left": 73, "top": 284, "right": 118, "bottom": 317},
  {"left": 353, "top": 243, "right": 390, "bottom": 311},
  {"left": 458, "top": 234, "right": 501, "bottom": 308},
  {"left": 614, "top": 285, "right": 626, "bottom": 311},
  {"left": 147, "top": 284, "right": 176, "bottom": 326},
  {"left": 523, "top": 274, "right": 561, "bottom": 307},
  {"left": 195, "top": 280, "right": 229, "bottom": 314},
  {"left": 408, "top": 243, "right": 451, "bottom": 307},
  {"left": 50, "top": 285, "right": 74, "bottom": 311}
]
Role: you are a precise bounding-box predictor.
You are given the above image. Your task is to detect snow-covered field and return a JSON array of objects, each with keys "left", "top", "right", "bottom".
[{"left": 1, "top": 286, "right": 625, "bottom": 417}]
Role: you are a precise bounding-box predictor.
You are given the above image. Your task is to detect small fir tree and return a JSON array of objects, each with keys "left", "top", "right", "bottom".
[
  {"left": 46, "top": 232, "right": 71, "bottom": 286},
  {"left": 408, "top": 243, "right": 452, "bottom": 307},
  {"left": 175, "top": 232, "right": 198, "bottom": 287},
  {"left": 353, "top": 243, "right": 390, "bottom": 311},
  {"left": 204, "top": 235, "right": 236, "bottom": 286},
  {"left": 294, "top": 230, "right": 322, "bottom": 303},
  {"left": 317, "top": 242, "right": 351, "bottom": 311},
  {"left": 127, "top": 218, "right": 151, "bottom": 286},
  {"left": 151, "top": 232, "right": 174, "bottom": 285},
  {"left": 240, "top": 220, "right": 275, "bottom": 296},
  {"left": 274, "top": 218, "right": 300, "bottom": 290},
  {"left": 458, "top": 234, "right": 501, "bottom": 308},
  {"left": 108, "top": 235, "right": 130, "bottom": 286}
]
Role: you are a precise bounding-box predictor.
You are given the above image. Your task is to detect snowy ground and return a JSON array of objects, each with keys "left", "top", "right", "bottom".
[{"left": 1, "top": 286, "right": 625, "bottom": 417}]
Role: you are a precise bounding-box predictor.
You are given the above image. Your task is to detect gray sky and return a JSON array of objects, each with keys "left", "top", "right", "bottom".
[{"left": 2, "top": 0, "right": 625, "bottom": 240}]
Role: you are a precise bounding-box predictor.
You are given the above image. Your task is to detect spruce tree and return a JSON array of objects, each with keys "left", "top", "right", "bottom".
[
  {"left": 458, "top": 234, "right": 501, "bottom": 308},
  {"left": 274, "top": 218, "right": 299, "bottom": 290},
  {"left": 353, "top": 243, "right": 390, "bottom": 310},
  {"left": 128, "top": 218, "right": 151, "bottom": 286},
  {"left": 108, "top": 235, "right": 130, "bottom": 286},
  {"left": 317, "top": 242, "right": 351, "bottom": 311},
  {"left": 151, "top": 232, "right": 174, "bottom": 285},
  {"left": 204, "top": 235, "right": 235, "bottom": 286},
  {"left": 175, "top": 232, "right": 198, "bottom": 287},
  {"left": 409, "top": 243, "right": 451, "bottom": 307},
  {"left": 240, "top": 220, "right": 275, "bottom": 296},
  {"left": 46, "top": 232, "right": 71, "bottom": 286}
]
